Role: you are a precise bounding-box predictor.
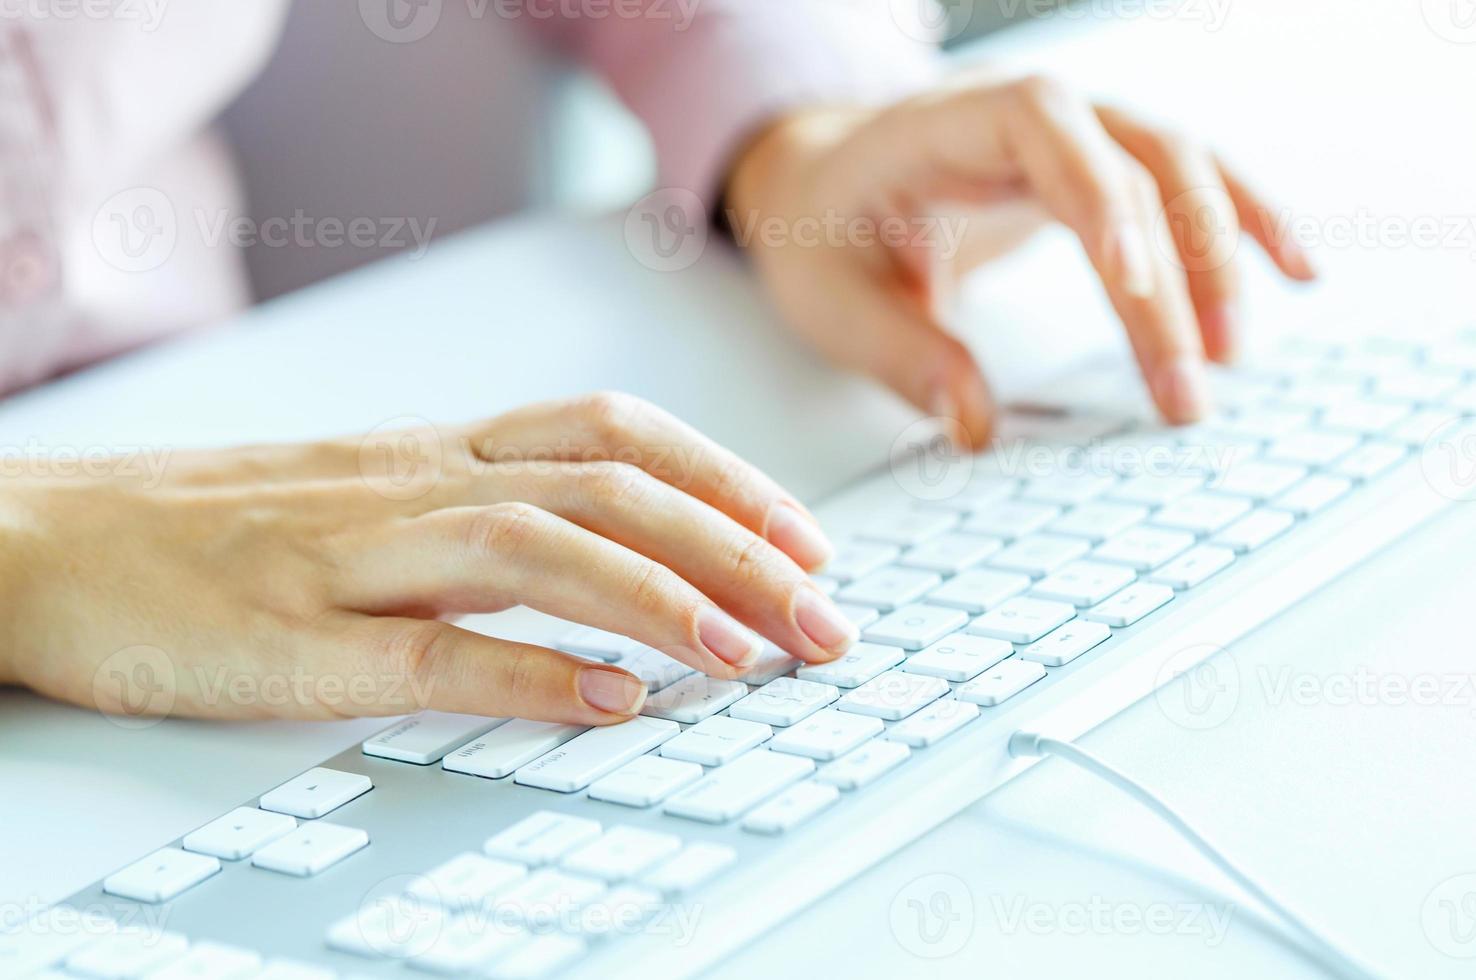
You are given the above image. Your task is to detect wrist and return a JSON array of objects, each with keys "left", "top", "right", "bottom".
[{"left": 723, "top": 107, "right": 871, "bottom": 228}]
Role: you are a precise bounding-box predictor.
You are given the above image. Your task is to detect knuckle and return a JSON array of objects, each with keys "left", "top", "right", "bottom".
[
  {"left": 465, "top": 501, "right": 547, "bottom": 558},
  {"left": 626, "top": 560, "right": 677, "bottom": 617},
  {"left": 705, "top": 454, "right": 756, "bottom": 511},
  {"left": 380, "top": 622, "right": 455, "bottom": 692},
  {"left": 500, "top": 648, "right": 544, "bottom": 708},
  {"left": 577, "top": 390, "right": 649, "bottom": 443},
  {"left": 727, "top": 533, "right": 781, "bottom": 585},
  {"left": 578, "top": 460, "right": 651, "bottom": 508}
]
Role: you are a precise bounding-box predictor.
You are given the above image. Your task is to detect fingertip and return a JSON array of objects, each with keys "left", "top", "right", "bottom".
[
  {"left": 1200, "top": 301, "right": 1239, "bottom": 364},
  {"left": 765, "top": 501, "right": 834, "bottom": 572},
  {"left": 1149, "top": 353, "right": 1212, "bottom": 424}
]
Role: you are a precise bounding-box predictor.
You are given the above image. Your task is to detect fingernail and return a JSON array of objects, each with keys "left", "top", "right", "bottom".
[
  {"left": 766, "top": 502, "right": 833, "bottom": 570},
  {"left": 697, "top": 607, "right": 762, "bottom": 668},
  {"left": 1111, "top": 221, "right": 1156, "bottom": 299},
  {"left": 578, "top": 667, "right": 647, "bottom": 715},
  {"left": 1201, "top": 302, "right": 1239, "bottom": 363},
  {"left": 794, "top": 587, "right": 859, "bottom": 655},
  {"left": 1152, "top": 354, "right": 1212, "bottom": 423}
]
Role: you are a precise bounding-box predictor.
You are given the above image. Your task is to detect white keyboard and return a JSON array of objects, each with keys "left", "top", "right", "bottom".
[{"left": 9, "top": 333, "right": 1476, "bottom": 979}]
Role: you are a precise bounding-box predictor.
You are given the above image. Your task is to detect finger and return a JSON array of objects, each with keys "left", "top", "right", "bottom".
[
  {"left": 462, "top": 393, "right": 834, "bottom": 571},
  {"left": 1220, "top": 166, "right": 1318, "bottom": 281},
  {"left": 337, "top": 615, "right": 648, "bottom": 724}
]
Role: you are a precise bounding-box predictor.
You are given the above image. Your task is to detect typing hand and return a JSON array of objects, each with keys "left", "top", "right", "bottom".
[
  {"left": 0, "top": 393, "right": 854, "bottom": 724},
  {"left": 726, "top": 73, "right": 1317, "bottom": 446}
]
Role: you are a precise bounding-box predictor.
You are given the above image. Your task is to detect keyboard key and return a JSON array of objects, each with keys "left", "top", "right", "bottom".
[
  {"left": 1106, "top": 473, "right": 1204, "bottom": 506},
  {"left": 1270, "top": 475, "right": 1352, "bottom": 516},
  {"left": 823, "top": 542, "right": 900, "bottom": 582},
  {"left": 1263, "top": 429, "right": 1362, "bottom": 467},
  {"left": 555, "top": 625, "right": 637, "bottom": 662},
  {"left": 987, "top": 533, "right": 1091, "bottom": 577},
  {"left": 660, "top": 716, "right": 773, "bottom": 766},
  {"left": 966, "top": 597, "right": 1075, "bottom": 643},
  {"left": 1093, "top": 526, "right": 1195, "bottom": 570},
  {"left": 406, "top": 852, "right": 528, "bottom": 912},
  {"left": 1212, "top": 509, "right": 1296, "bottom": 553},
  {"left": 956, "top": 659, "right": 1047, "bottom": 706},
  {"left": 962, "top": 500, "right": 1061, "bottom": 541},
  {"left": 614, "top": 647, "right": 695, "bottom": 693},
  {"left": 861, "top": 604, "right": 968, "bottom": 650},
  {"left": 258, "top": 767, "right": 371, "bottom": 819},
  {"left": 768, "top": 709, "right": 884, "bottom": 760},
  {"left": 639, "top": 675, "right": 746, "bottom": 723},
  {"left": 835, "top": 567, "right": 942, "bottom": 611},
  {"left": 926, "top": 567, "right": 1033, "bottom": 613},
  {"left": 1330, "top": 441, "right": 1406, "bottom": 480},
  {"left": 857, "top": 510, "right": 958, "bottom": 546},
  {"left": 577, "top": 886, "right": 663, "bottom": 936},
  {"left": 1209, "top": 459, "right": 1307, "bottom": 501},
  {"left": 918, "top": 476, "right": 1020, "bottom": 513},
  {"left": 182, "top": 807, "right": 296, "bottom": 860},
  {"left": 640, "top": 842, "right": 737, "bottom": 893},
  {"left": 143, "top": 941, "right": 260, "bottom": 979},
  {"left": 362, "top": 711, "right": 505, "bottom": 765},
  {"left": 795, "top": 642, "right": 904, "bottom": 687},
  {"left": 836, "top": 602, "right": 881, "bottom": 629},
  {"left": 1019, "top": 621, "right": 1112, "bottom": 666},
  {"left": 817, "top": 740, "right": 911, "bottom": 790},
  {"left": 513, "top": 717, "right": 678, "bottom": 792},
  {"left": 1148, "top": 492, "right": 1251, "bottom": 534},
  {"left": 491, "top": 870, "right": 605, "bottom": 928},
  {"left": 66, "top": 928, "right": 188, "bottom": 979},
  {"left": 485, "top": 933, "right": 587, "bottom": 979},
  {"left": 561, "top": 826, "right": 682, "bottom": 882},
  {"left": 1030, "top": 560, "right": 1135, "bottom": 606},
  {"left": 587, "top": 756, "right": 704, "bottom": 807},
  {"left": 1047, "top": 501, "right": 1149, "bottom": 542},
  {"left": 485, "top": 812, "right": 601, "bottom": 866},
  {"left": 1018, "top": 473, "right": 1118, "bottom": 506},
  {"left": 409, "top": 915, "right": 527, "bottom": 975},
  {"left": 664, "top": 750, "right": 815, "bottom": 823},
  {"left": 810, "top": 574, "right": 840, "bottom": 596},
  {"left": 251, "top": 823, "right": 368, "bottom": 877},
  {"left": 883, "top": 698, "right": 980, "bottom": 747},
  {"left": 443, "top": 720, "right": 587, "bottom": 779},
  {"left": 1206, "top": 406, "right": 1313, "bottom": 440},
  {"left": 1081, "top": 583, "right": 1174, "bottom": 627},
  {"left": 1145, "top": 545, "right": 1236, "bottom": 589},
  {"left": 896, "top": 533, "right": 1003, "bottom": 573},
  {"left": 103, "top": 848, "right": 219, "bottom": 904},
  {"left": 1388, "top": 408, "right": 1459, "bottom": 446},
  {"left": 1320, "top": 399, "right": 1410, "bottom": 435},
  {"left": 902, "top": 634, "right": 1012, "bottom": 681},
  {"left": 837, "top": 670, "right": 947, "bottom": 721},
  {"left": 729, "top": 677, "right": 839, "bottom": 726},
  {"left": 740, "top": 781, "right": 840, "bottom": 834},
  {"left": 0, "top": 908, "right": 111, "bottom": 979},
  {"left": 253, "top": 961, "right": 336, "bottom": 980},
  {"left": 326, "top": 896, "right": 444, "bottom": 962},
  {"left": 736, "top": 643, "right": 801, "bottom": 686}
]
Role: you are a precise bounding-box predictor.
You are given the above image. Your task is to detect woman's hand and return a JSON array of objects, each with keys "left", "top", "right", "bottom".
[
  {"left": 726, "top": 73, "right": 1317, "bottom": 446},
  {"left": 0, "top": 393, "right": 855, "bottom": 724}
]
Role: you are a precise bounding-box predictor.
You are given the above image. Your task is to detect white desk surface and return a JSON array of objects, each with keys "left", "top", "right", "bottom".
[{"left": 4, "top": 3, "right": 1476, "bottom": 977}]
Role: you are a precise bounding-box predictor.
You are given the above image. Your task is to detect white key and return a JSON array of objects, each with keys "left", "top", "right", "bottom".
[
  {"left": 409, "top": 915, "right": 527, "bottom": 975},
  {"left": 639, "top": 675, "right": 746, "bottom": 724},
  {"left": 1212, "top": 509, "right": 1295, "bottom": 553},
  {"left": 1278, "top": 377, "right": 1367, "bottom": 409},
  {"left": 490, "top": 870, "right": 605, "bottom": 928},
  {"left": 1331, "top": 441, "right": 1406, "bottom": 480},
  {"left": 1019, "top": 621, "right": 1112, "bottom": 666},
  {"left": 1388, "top": 408, "right": 1459, "bottom": 446},
  {"left": 406, "top": 852, "right": 528, "bottom": 912},
  {"left": 835, "top": 566, "right": 943, "bottom": 610},
  {"left": 966, "top": 597, "right": 1075, "bottom": 643},
  {"left": 251, "top": 823, "right": 367, "bottom": 877},
  {"left": 837, "top": 602, "right": 881, "bottom": 629},
  {"left": 1081, "top": 583, "right": 1174, "bottom": 627},
  {"left": 857, "top": 509, "right": 958, "bottom": 546},
  {"left": 1263, "top": 429, "right": 1362, "bottom": 467},
  {"left": 640, "top": 842, "right": 737, "bottom": 893},
  {"left": 768, "top": 709, "right": 883, "bottom": 760},
  {"left": 485, "top": 933, "right": 586, "bottom": 980},
  {"left": 103, "top": 848, "right": 219, "bottom": 904},
  {"left": 986, "top": 533, "right": 1091, "bottom": 577},
  {"left": 362, "top": 711, "right": 505, "bottom": 765},
  {"left": 66, "top": 929, "right": 188, "bottom": 979},
  {"left": 1210, "top": 459, "right": 1307, "bottom": 501},
  {"left": 817, "top": 740, "right": 911, "bottom": 790},
  {"left": 513, "top": 717, "right": 678, "bottom": 792},
  {"left": 861, "top": 604, "right": 968, "bottom": 650},
  {"left": 258, "top": 767, "right": 371, "bottom": 819},
  {"left": 736, "top": 643, "right": 801, "bottom": 686},
  {"left": 956, "top": 659, "right": 1047, "bottom": 706},
  {"left": 822, "top": 541, "right": 900, "bottom": 583},
  {"left": 1319, "top": 399, "right": 1411, "bottom": 434},
  {"left": 1146, "top": 545, "right": 1236, "bottom": 589},
  {"left": 577, "top": 886, "right": 664, "bottom": 936},
  {"left": 1030, "top": 560, "right": 1135, "bottom": 606},
  {"left": 252, "top": 961, "right": 337, "bottom": 980},
  {"left": 1270, "top": 475, "right": 1352, "bottom": 516},
  {"left": 325, "top": 896, "right": 444, "bottom": 961},
  {"left": 1106, "top": 473, "right": 1204, "bottom": 506},
  {"left": 962, "top": 500, "right": 1061, "bottom": 541},
  {"left": 664, "top": 750, "right": 815, "bottom": 823},
  {"left": 660, "top": 715, "right": 772, "bottom": 766},
  {"left": 182, "top": 807, "right": 296, "bottom": 860},
  {"left": 1148, "top": 492, "right": 1251, "bottom": 535},
  {"left": 795, "top": 642, "right": 904, "bottom": 687},
  {"left": 919, "top": 476, "right": 1020, "bottom": 513},
  {"left": 837, "top": 670, "right": 947, "bottom": 721},
  {"left": 142, "top": 941, "right": 260, "bottom": 980},
  {"left": 926, "top": 567, "right": 1032, "bottom": 613},
  {"left": 561, "top": 826, "right": 682, "bottom": 882},
  {"left": 884, "top": 698, "right": 980, "bottom": 747},
  {"left": 1017, "top": 473, "right": 1118, "bottom": 506},
  {"left": 1206, "top": 406, "right": 1312, "bottom": 440},
  {"left": 740, "top": 781, "right": 840, "bottom": 834},
  {"left": 897, "top": 533, "right": 1002, "bottom": 573},
  {"left": 1093, "top": 526, "right": 1195, "bottom": 570},
  {"left": 810, "top": 574, "right": 840, "bottom": 596},
  {"left": 0, "top": 908, "right": 111, "bottom": 979},
  {"left": 614, "top": 647, "right": 695, "bottom": 693},
  {"left": 555, "top": 625, "right": 637, "bottom": 662},
  {"left": 587, "top": 756, "right": 704, "bottom": 807},
  {"left": 1047, "top": 501, "right": 1149, "bottom": 543},
  {"left": 485, "top": 811, "right": 601, "bottom": 866},
  {"left": 902, "top": 634, "right": 1012, "bottom": 681},
  {"left": 443, "top": 720, "right": 587, "bottom": 779},
  {"left": 728, "top": 676, "right": 839, "bottom": 726}
]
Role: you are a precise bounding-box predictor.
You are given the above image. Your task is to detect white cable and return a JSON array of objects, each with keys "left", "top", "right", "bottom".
[{"left": 1008, "top": 731, "right": 1384, "bottom": 980}]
